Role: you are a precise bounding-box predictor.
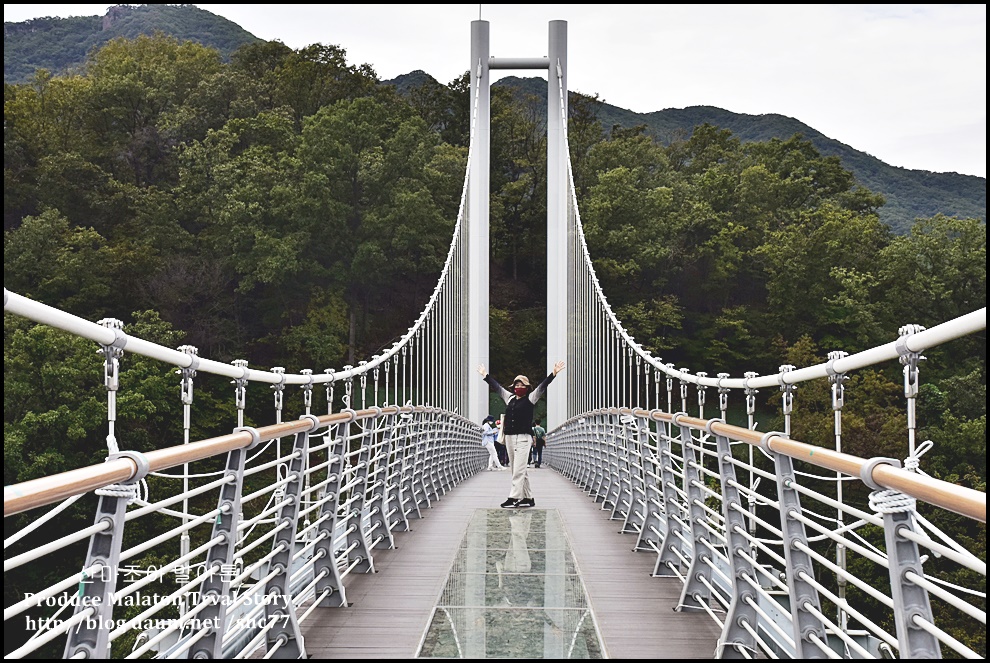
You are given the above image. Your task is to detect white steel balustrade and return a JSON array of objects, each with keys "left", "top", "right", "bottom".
[
  {"left": 546, "top": 55, "right": 985, "bottom": 659},
  {"left": 3, "top": 406, "right": 487, "bottom": 659},
  {"left": 545, "top": 411, "right": 985, "bottom": 659},
  {"left": 2, "top": 66, "right": 488, "bottom": 661}
]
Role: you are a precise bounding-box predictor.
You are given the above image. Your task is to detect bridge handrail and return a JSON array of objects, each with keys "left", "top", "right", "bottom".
[
  {"left": 553, "top": 77, "right": 986, "bottom": 391},
  {"left": 7, "top": 399, "right": 982, "bottom": 524},
  {"left": 2, "top": 69, "right": 484, "bottom": 392},
  {"left": 567, "top": 177, "right": 985, "bottom": 388},
  {"left": 2, "top": 405, "right": 472, "bottom": 518},
  {"left": 558, "top": 407, "right": 986, "bottom": 523},
  {"left": 3, "top": 177, "right": 467, "bottom": 386}
]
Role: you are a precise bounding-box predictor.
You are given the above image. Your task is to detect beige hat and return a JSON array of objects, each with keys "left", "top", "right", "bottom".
[{"left": 512, "top": 375, "right": 531, "bottom": 387}]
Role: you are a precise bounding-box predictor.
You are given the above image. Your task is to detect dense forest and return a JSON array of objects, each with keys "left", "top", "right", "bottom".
[
  {"left": 6, "top": 5, "right": 985, "bottom": 235},
  {"left": 3, "top": 3, "right": 262, "bottom": 82},
  {"left": 463, "top": 73, "right": 986, "bottom": 234},
  {"left": 3, "top": 26, "right": 985, "bottom": 489},
  {"left": 3, "top": 30, "right": 985, "bottom": 656}
]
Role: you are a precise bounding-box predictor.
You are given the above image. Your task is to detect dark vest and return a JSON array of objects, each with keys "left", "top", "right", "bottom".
[{"left": 503, "top": 396, "right": 535, "bottom": 435}]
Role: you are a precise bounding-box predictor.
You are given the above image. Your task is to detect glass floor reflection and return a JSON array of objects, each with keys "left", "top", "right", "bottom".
[{"left": 418, "top": 509, "right": 605, "bottom": 659}]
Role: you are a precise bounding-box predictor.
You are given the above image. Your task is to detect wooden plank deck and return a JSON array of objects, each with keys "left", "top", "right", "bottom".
[{"left": 300, "top": 467, "right": 721, "bottom": 659}]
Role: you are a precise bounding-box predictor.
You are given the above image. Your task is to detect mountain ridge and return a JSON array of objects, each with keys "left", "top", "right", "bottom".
[
  {"left": 389, "top": 71, "right": 984, "bottom": 234},
  {"left": 5, "top": 7, "right": 984, "bottom": 234}
]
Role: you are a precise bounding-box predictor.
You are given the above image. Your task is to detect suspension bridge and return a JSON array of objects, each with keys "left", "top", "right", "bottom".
[{"left": 3, "top": 19, "right": 986, "bottom": 660}]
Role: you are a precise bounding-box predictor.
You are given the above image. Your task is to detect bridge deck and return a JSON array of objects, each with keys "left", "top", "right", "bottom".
[{"left": 301, "top": 468, "right": 721, "bottom": 659}]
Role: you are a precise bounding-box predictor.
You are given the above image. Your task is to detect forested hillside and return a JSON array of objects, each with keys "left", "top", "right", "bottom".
[
  {"left": 5, "top": 29, "right": 984, "bottom": 473},
  {"left": 479, "top": 74, "right": 986, "bottom": 234},
  {"left": 3, "top": 30, "right": 985, "bottom": 658},
  {"left": 7, "top": 6, "right": 984, "bottom": 234},
  {"left": 3, "top": 3, "right": 260, "bottom": 82}
]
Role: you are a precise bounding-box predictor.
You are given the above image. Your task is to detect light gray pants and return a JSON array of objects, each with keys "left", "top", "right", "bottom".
[
  {"left": 483, "top": 441, "right": 502, "bottom": 470},
  {"left": 504, "top": 433, "right": 533, "bottom": 499}
]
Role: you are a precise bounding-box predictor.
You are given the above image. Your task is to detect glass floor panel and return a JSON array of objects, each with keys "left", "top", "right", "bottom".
[{"left": 418, "top": 509, "right": 605, "bottom": 659}]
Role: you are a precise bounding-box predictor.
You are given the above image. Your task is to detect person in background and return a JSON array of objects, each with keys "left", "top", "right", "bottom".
[
  {"left": 478, "top": 361, "right": 566, "bottom": 508},
  {"left": 531, "top": 419, "right": 547, "bottom": 468},
  {"left": 481, "top": 414, "right": 503, "bottom": 471},
  {"left": 494, "top": 417, "right": 509, "bottom": 467}
]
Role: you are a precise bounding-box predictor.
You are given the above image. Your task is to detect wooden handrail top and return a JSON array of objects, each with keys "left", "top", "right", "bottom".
[
  {"left": 4, "top": 405, "right": 464, "bottom": 518},
  {"left": 569, "top": 408, "right": 986, "bottom": 524}
]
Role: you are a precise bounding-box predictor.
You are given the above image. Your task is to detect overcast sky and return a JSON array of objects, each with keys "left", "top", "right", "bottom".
[{"left": 5, "top": 4, "right": 986, "bottom": 178}]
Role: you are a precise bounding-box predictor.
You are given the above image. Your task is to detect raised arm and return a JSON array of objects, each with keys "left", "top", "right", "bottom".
[
  {"left": 529, "top": 361, "right": 566, "bottom": 403},
  {"left": 479, "top": 364, "right": 512, "bottom": 404}
]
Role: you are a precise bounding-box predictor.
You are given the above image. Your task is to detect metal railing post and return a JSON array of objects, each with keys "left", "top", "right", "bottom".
[
  {"left": 865, "top": 459, "right": 942, "bottom": 658},
  {"left": 261, "top": 418, "right": 316, "bottom": 658},
  {"left": 313, "top": 423, "right": 348, "bottom": 608},
  {"left": 398, "top": 410, "right": 425, "bottom": 520},
  {"left": 674, "top": 414, "right": 713, "bottom": 612},
  {"left": 63, "top": 451, "right": 148, "bottom": 658},
  {"left": 190, "top": 433, "right": 253, "bottom": 658},
  {"left": 768, "top": 432, "right": 828, "bottom": 658},
  {"left": 653, "top": 417, "right": 684, "bottom": 578},
  {"left": 634, "top": 413, "right": 664, "bottom": 553},
  {"left": 365, "top": 410, "right": 396, "bottom": 550},
  {"left": 600, "top": 412, "right": 622, "bottom": 512},
  {"left": 611, "top": 413, "right": 635, "bottom": 523},
  {"left": 383, "top": 411, "right": 412, "bottom": 534},
  {"left": 347, "top": 413, "right": 377, "bottom": 575},
  {"left": 713, "top": 427, "right": 759, "bottom": 658},
  {"left": 589, "top": 414, "right": 608, "bottom": 502},
  {"left": 412, "top": 411, "right": 436, "bottom": 508}
]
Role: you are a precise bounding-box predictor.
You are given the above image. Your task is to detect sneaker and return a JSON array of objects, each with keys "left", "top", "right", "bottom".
[
  {"left": 500, "top": 498, "right": 519, "bottom": 509},
  {"left": 517, "top": 498, "right": 536, "bottom": 508}
]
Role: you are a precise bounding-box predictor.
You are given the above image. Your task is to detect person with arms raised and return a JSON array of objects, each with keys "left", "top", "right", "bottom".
[{"left": 477, "top": 361, "right": 565, "bottom": 508}]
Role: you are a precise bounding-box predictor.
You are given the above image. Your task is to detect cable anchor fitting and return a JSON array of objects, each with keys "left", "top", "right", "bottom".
[
  {"left": 743, "top": 372, "right": 759, "bottom": 416},
  {"left": 300, "top": 369, "right": 314, "bottom": 411},
  {"left": 231, "top": 359, "right": 249, "bottom": 410},
  {"left": 342, "top": 366, "right": 354, "bottom": 408},
  {"left": 778, "top": 365, "right": 796, "bottom": 415},
  {"left": 270, "top": 367, "right": 286, "bottom": 412},
  {"left": 896, "top": 324, "right": 926, "bottom": 399},
  {"left": 716, "top": 373, "right": 731, "bottom": 413},
  {"left": 177, "top": 345, "right": 199, "bottom": 405},
  {"left": 695, "top": 372, "right": 708, "bottom": 408},
  {"left": 678, "top": 368, "right": 691, "bottom": 405},
  {"left": 826, "top": 351, "right": 849, "bottom": 411},
  {"left": 97, "top": 318, "right": 127, "bottom": 392},
  {"left": 324, "top": 369, "right": 336, "bottom": 412}
]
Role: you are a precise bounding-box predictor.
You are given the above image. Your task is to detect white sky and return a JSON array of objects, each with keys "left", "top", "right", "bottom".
[{"left": 4, "top": 4, "right": 986, "bottom": 178}]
